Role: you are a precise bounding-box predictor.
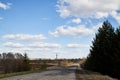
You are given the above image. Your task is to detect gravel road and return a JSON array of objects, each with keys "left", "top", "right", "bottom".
[{"left": 0, "top": 69, "right": 76, "bottom": 80}]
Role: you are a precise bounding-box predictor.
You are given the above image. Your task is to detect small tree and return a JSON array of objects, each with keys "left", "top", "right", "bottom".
[
  {"left": 22, "top": 53, "right": 31, "bottom": 71},
  {"left": 15, "top": 53, "right": 24, "bottom": 72}
]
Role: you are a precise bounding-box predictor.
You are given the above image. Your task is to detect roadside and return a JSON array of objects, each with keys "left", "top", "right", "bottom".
[{"left": 75, "top": 68, "right": 118, "bottom": 80}]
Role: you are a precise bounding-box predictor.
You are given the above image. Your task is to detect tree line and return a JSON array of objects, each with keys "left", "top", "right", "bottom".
[
  {"left": 82, "top": 20, "right": 120, "bottom": 78},
  {"left": 0, "top": 52, "right": 30, "bottom": 74}
]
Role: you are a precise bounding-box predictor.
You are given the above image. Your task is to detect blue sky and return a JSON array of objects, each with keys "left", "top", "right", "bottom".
[{"left": 0, "top": 0, "right": 120, "bottom": 59}]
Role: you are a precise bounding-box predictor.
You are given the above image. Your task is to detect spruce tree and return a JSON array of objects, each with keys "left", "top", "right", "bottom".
[
  {"left": 83, "top": 20, "right": 115, "bottom": 74},
  {"left": 114, "top": 27, "right": 120, "bottom": 77}
]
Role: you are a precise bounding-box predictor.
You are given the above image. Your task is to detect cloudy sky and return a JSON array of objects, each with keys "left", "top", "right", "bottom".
[{"left": 0, "top": 0, "right": 120, "bottom": 59}]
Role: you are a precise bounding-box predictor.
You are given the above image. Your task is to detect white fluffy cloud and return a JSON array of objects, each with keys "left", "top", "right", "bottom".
[
  {"left": 67, "top": 44, "right": 80, "bottom": 48},
  {"left": 0, "top": 2, "right": 11, "bottom": 10},
  {"left": 111, "top": 11, "right": 120, "bottom": 24},
  {"left": 57, "top": 0, "right": 120, "bottom": 18},
  {"left": 3, "top": 42, "right": 61, "bottom": 52},
  {"left": 3, "top": 34, "right": 46, "bottom": 40},
  {"left": 72, "top": 18, "right": 81, "bottom": 24},
  {"left": 67, "top": 44, "right": 89, "bottom": 48},
  {"left": 49, "top": 25, "right": 94, "bottom": 37},
  {"left": 3, "top": 42, "right": 24, "bottom": 48}
]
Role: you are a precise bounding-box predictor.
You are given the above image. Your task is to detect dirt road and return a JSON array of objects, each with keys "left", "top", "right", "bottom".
[{"left": 0, "top": 69, "right": 76, "bottom": 80}]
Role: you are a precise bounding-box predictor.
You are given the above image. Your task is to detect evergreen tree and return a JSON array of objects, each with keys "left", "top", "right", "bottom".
[
  {"left": 83, "top": 20, "right": 115, "bottom": 74},
  {"left": 114, "top": 27, "right": 120, "bottom": 77}
]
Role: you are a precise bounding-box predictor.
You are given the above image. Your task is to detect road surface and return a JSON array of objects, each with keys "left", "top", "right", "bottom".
[{"left": 0, "top": 68, "right": 76, "bottom": 80}]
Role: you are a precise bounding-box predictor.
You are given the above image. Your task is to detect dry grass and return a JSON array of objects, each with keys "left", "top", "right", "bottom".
[{"left": 76, "top": 69, "right": 118, "bottom": 80}]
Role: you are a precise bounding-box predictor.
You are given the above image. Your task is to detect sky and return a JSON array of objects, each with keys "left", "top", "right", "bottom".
[{"left": 0, "top": 0, "right": 120, "bottom": 59}]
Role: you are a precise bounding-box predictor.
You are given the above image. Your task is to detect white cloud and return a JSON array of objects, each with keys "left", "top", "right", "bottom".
[
  {"left": 95, "top": 12, "right": 109, "bottom": 19},
  {"left": 67, "top": 44, "right": 80, "bottom": 48},
  {"left": 72, "top": 18, "right": 81, "bottom": 24},
  {"left": 3, "top": 42, "right": 61, "bottom": 52},
  {"left": 67, "top": 44, "right": 89, "bottom": 48},
  {"left": 3, "top": 34, "right": 47, "bottom": 41},
  {"left": 29, "top": 42, "right": 61, "bottom": 49},
  {"left": 57, "top": 0, "right": 120, "bottom": 18},
  {"left": 3, "top": 42, "right": 24, "bottom": 48},
  {"left": 49, "top": 25, "right": 94, "bottom": 37},
  {"left": 0, "top": 2, "right": 11, "bottom": 10},
  {"left": 111, "top": 11, "right": 120, "bottom": 24}
]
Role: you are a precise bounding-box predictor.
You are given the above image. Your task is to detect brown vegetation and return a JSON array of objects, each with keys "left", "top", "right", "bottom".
[{"left": 0, "top": 52, "right": 30, "bottom": 74}]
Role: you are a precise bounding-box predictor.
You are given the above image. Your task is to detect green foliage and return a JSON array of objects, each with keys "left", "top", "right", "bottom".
[{"left": 83, "top": 20, "right": 120, "bottom": 78}]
